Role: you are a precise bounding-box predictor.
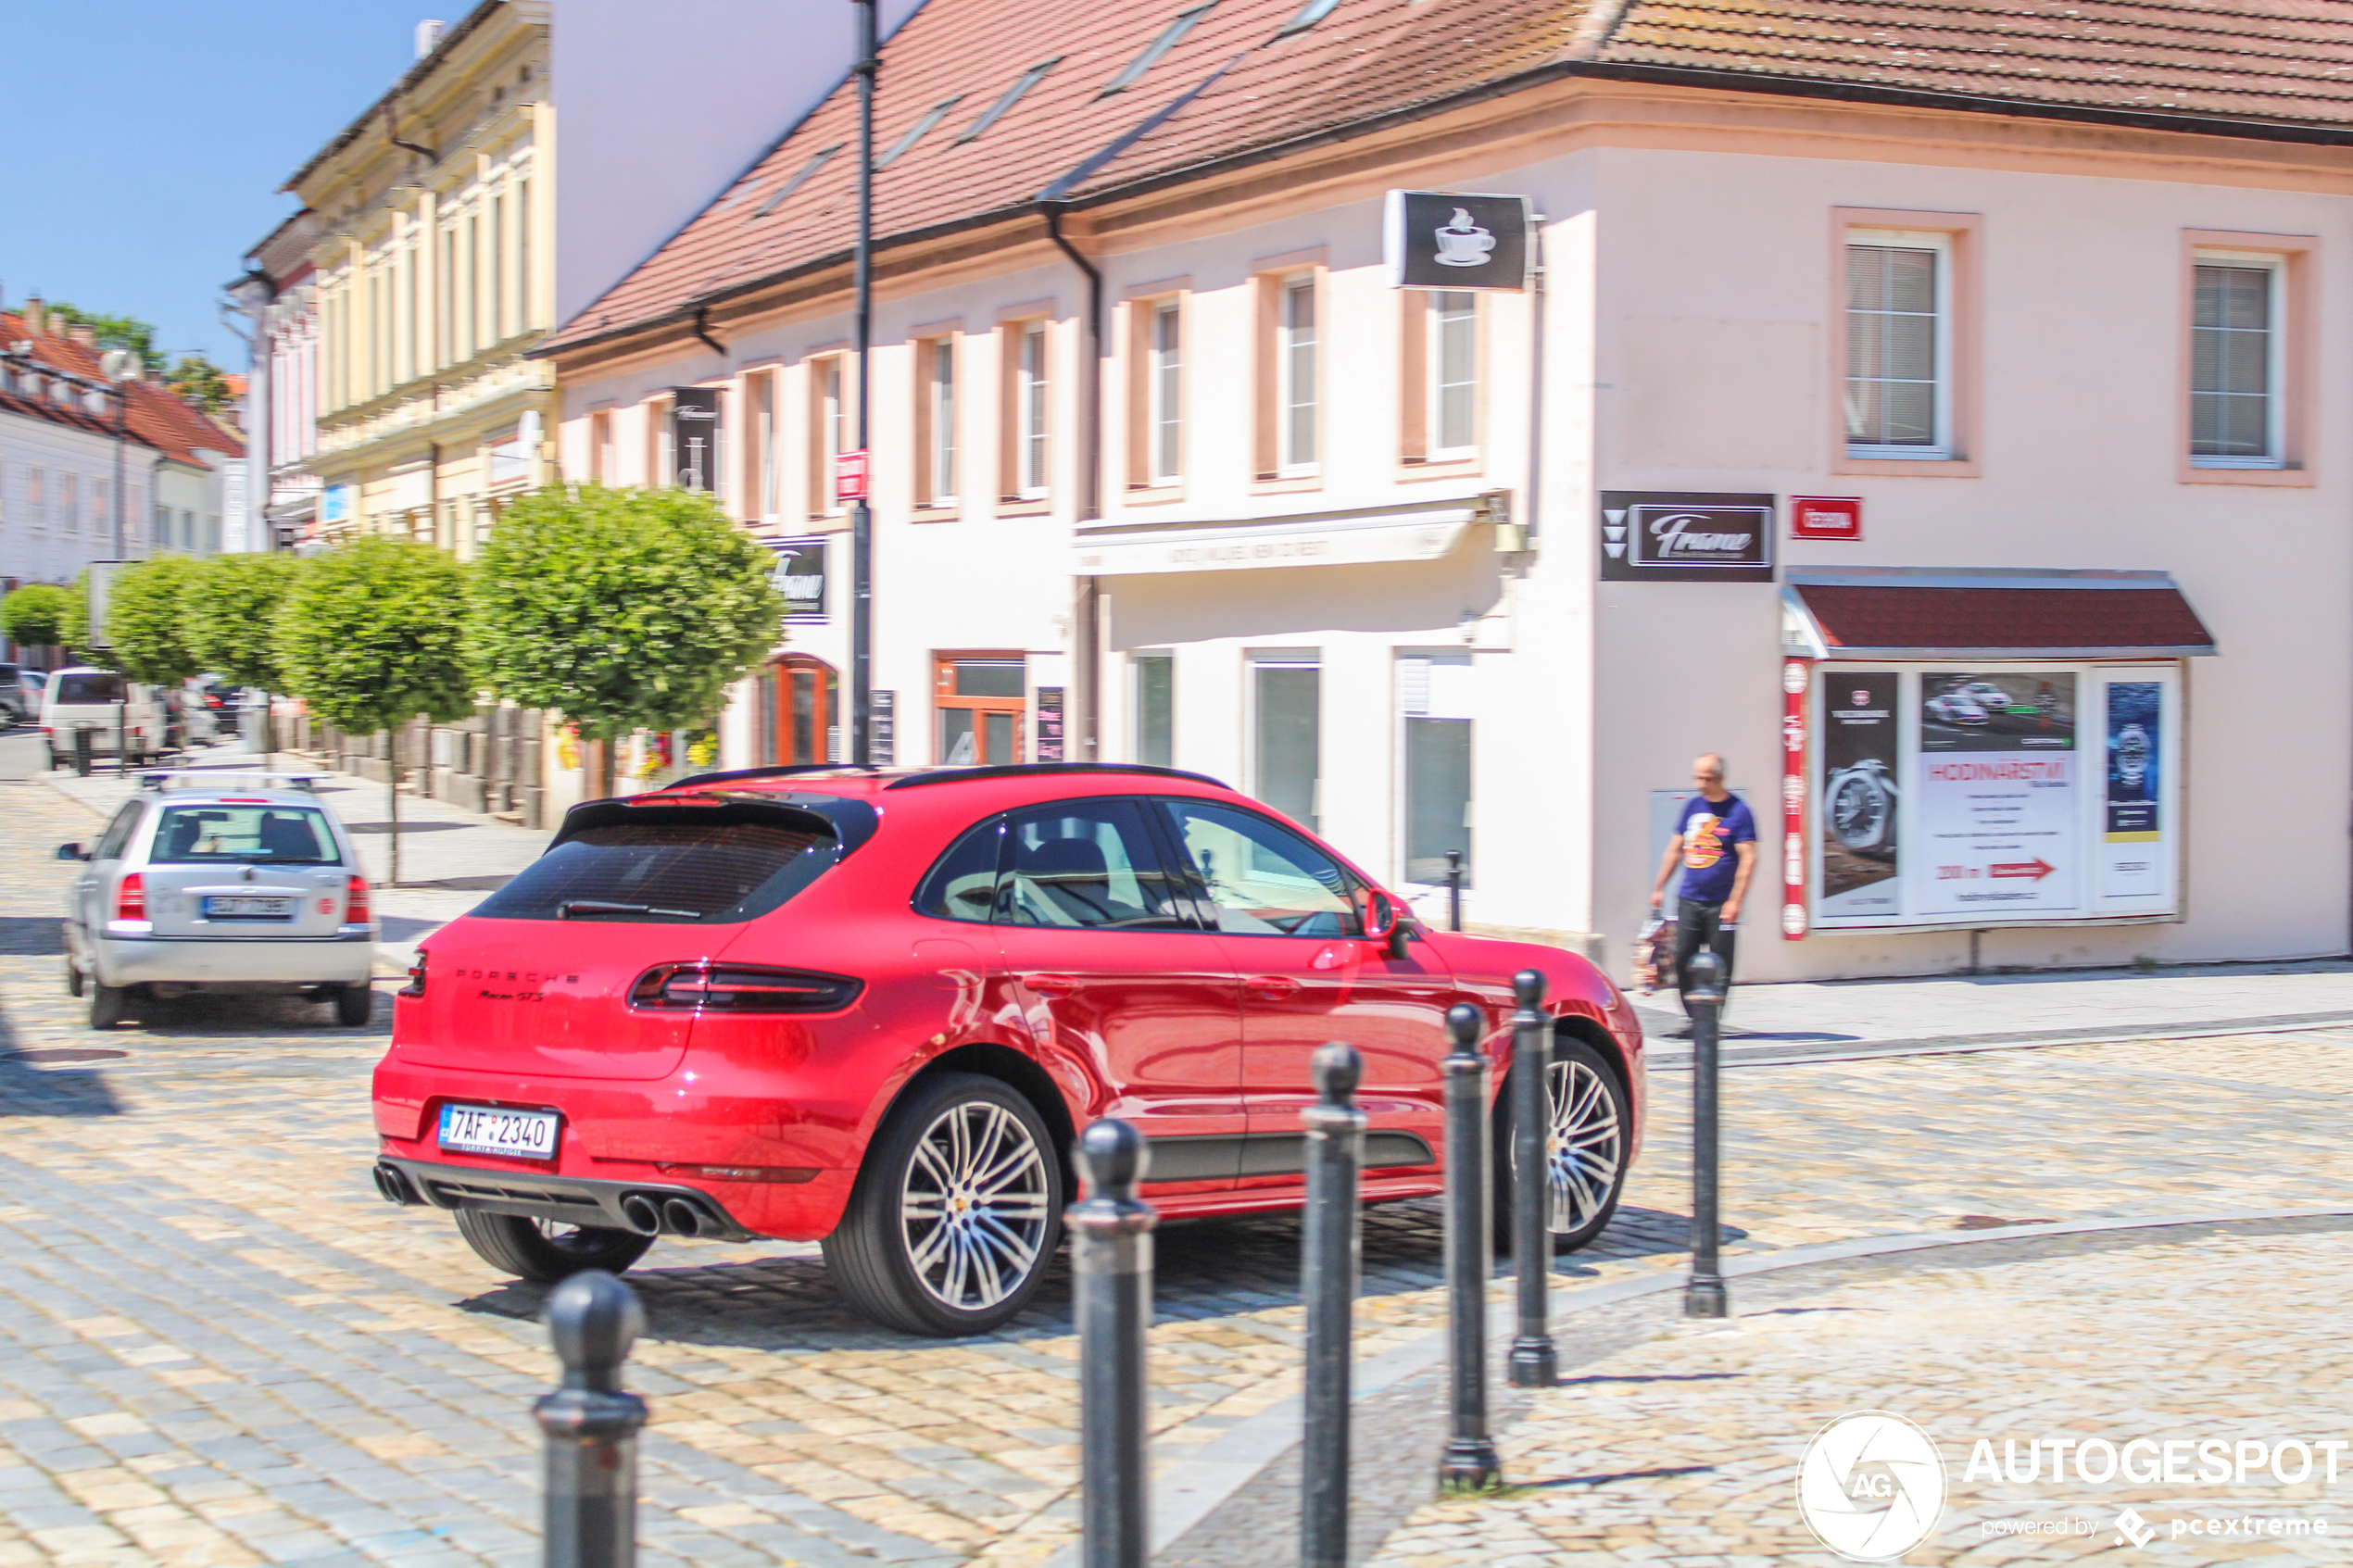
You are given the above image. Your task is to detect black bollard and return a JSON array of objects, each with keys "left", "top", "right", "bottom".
[
  {"left": 1507, "top": 969, "right": 1557, "bottom": 1387},
  {"left": 535, "top": 1271, "right": 648, "bottom": 1568},
  {"left": 1682, "top": 947, "right": 1730, "bottom": 1318},
  {"left": 1439, "top": 1004, "right": 1502, "bottom": 1491},
  {"left": 1444, "top": 850, "right": 1464, "bottom": 934},
  {"left": 1070, "top": 1119, "right": 1157, "bottom": 1568},
  {"left": 1301, "top": 1043, "right": 1365, "bottom": 1568},
  {"left": 73, "top": 726, "right": 92, "bottom": 777}
]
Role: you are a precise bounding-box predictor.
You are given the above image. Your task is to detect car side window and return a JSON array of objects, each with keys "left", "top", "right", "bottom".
[
  {"left": 1157, "top": 799, "right": 1362, "bottom": 938},
  {"left": 999, "top": 799, "right": 1192, "bottom": 931},
  {"left": 915, "top": 815, "right": 1005, "bottom": 924},
  {"left": 95, "top": 803, "right": 143, "bottom": 862}
]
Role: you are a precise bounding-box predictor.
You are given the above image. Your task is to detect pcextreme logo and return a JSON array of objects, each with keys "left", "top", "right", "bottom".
[{"left": 1796, "top": 1411, "right": 1947, "bottom": 1562}]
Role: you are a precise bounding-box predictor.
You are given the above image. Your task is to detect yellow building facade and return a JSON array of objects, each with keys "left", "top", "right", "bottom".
[{"left": 291, "top": 0, "right": 554, "bottom": 557}]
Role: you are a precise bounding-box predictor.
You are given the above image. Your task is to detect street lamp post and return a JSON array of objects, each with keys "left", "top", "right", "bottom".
[
  {"left": 223, "top": 270, "right": 275, "bottom": 556},
  {"left": 849, "top": 0, "right": 877, "bottom": 764}
]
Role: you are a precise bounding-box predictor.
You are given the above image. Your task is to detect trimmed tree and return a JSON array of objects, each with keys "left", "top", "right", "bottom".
[
  {"left": 183, "top": 553, "right": 305, "bottom": 759},
  {"left": 466, "top": 483, "right": 784, "bottom": 797},
  {"left": 0, "top": 583, "right": 70, "bottom": 652},
  {"left": 106, "top": 557, "right": 208, "bottom": 688},
  {"left": 276, "top": 536, "right": 474, "bottom": 884}
]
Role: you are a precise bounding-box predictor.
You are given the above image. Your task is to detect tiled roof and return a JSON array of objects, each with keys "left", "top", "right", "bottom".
[
  {"left": 0, "top": 313, "right": 244, "bottom": 469},
  {"left": 1793, "top": 583, "right": 2218, "bottom": 654},
  {"left": 544, "top": 0, "right": 2353, "bottom": 357}
]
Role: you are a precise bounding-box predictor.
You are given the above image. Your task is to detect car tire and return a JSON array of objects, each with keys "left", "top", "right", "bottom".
[
  {"left": 88, "top": 983, "right": 133, "bottom": 1031},
  {"left": 333, "top": 984, "right": 374, "bottom": 1027},
  {"left": 1491, "top": 1034, "right": 1629, "bottom": 1256},
  {"left": 64, "top": 956, "right": 83, "bottom": 998},
  {"left": 824, "top": 1072, "right": 1064, "bottom": 1337},
  {"left": 451, "top": 1210, "right": 655, "bottom": 1283}
]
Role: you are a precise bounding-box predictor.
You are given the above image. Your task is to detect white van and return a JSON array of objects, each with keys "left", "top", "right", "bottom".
[{"left": 40, "top": 666, "right": 167, "bottom": 770}]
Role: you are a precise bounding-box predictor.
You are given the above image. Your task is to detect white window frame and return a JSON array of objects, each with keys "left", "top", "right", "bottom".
[
  {"left": 816, "top": 357, "right": 845, "bottom": 515},
  {"left": 1428, "top": 292, "right": 1478, "bottom": 459},
  {"left": 2189, "top": 249, "right": 2286, "bottom": 470},
  {"left": 1149, "top": 299, "right": 1182, "bottom": 485},
  {"left": 1130, "top": 650, "right": 1175, "bottom": 767},
  {"left": 929, "top": 338, "right": 958, "bottom": 504},
  {"left": 1277, "top": 273, "right": 1318, "bottom": 476},
  {"left": 1017, "top": 320, "right": 1050, "bottom": 500},
  {"left": 1843, "top": 228, "right": 1954, "bottom": 461}
]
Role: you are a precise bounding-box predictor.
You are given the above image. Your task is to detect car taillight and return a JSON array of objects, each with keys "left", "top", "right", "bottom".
[
  {"left": 629, "top": 962, "right": 862, "bottom": 1013},
  {"left": 346, "top": 874, "right": 371, "bottom": 923},
  {"left": 114, "top": 873, "right": 145, "bottom": 921},
  {"left": 399, "top": 947, "right": 426, "bottom": 997}
]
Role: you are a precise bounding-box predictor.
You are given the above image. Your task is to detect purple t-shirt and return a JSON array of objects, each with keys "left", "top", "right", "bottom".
[{"left": 1676, "top": 794, "right": 1755, "bottom": 904}]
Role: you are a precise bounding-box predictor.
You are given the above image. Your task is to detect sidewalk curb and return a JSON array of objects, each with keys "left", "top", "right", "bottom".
[
  {"left": 1114, "top": 1205, "right": 2353, "bottom": 1567},
  {"left": 1647, "top": 1011, "right": 2353, "bottom": 1069}
]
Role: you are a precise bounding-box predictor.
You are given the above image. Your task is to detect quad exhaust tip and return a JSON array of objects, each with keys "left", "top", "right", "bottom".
[
  {"left": 371, "top": 1162, "right": 423, "bottom": 1206},
  {"left": 660, "top": 1198, "right": 705, "bottom": 1238},
  {"left": 619, "top": 1194, "right": 663, "bottom": 1235}
]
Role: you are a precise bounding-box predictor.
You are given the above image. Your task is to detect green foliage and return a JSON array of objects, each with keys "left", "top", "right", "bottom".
[
  {"left": 0, "top": 583, "right": 70, "bottom": 648},
  {"left": 166, "top": 354, "right": 235, "bottom": 416},
  {"left": 57, "top": 571, "right": 98, "bottom": 659},
  {"left": 183, "top": 553, "right": 303, "bottom": 691},
  {"left": 466, "top": 483, "right": 785, "bottom": 742},
  {"left": 44, "top": 303, "right": 158, "bottom": 369},
  {"left": 106, "top": 557, "right": 208, "bottom": 685},
  {"left": 275, "top": 536, "right": 475, "bottom": 733}
]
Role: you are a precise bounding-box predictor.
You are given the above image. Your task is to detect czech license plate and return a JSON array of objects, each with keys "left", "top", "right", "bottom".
[
  {"left": 437, "top": 1103, "right": 560, "bottom": 1159},
  {"left": 202, "top": 896, "right": 293, "bottom": 918}
]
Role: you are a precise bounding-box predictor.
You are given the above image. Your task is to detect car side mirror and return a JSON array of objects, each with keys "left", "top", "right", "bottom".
[
  {"left": 56, "top": 843, "right": 86, "bottom": 861},
  {"left": 1360, "top": 888, "right": 1410, "bottom": 960}
]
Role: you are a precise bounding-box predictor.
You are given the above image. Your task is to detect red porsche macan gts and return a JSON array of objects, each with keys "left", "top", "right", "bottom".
[{"left": 371, "top": 762, "right": 1645, "bottom": 1336}]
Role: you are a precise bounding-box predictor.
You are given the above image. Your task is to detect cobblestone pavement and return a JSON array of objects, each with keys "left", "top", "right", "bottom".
[{"left": 6, "top": 777, "right": 2352, "bottom": 1566}]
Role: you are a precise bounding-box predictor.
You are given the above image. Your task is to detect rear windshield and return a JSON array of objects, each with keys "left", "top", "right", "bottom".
[
  {"left": 153, "top": 805, "right": 341, "bottom": 864},
  {"left": 56, "top": 672, "right": 124, "bottom": 704},
  {"left": 473, "top": 810, "right": 842, "bottom": 925}
]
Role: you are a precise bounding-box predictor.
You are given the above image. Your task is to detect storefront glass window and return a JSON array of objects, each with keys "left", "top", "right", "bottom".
[
  {"left": 1400, "top": 653, "right": 1473, "bottom": 885},
  {"left": 1134, "top": 654, "right": 1173, "bottom": 768},
  {"left": 1252, "top": 651, "right": 1320, "bottom": 831}
]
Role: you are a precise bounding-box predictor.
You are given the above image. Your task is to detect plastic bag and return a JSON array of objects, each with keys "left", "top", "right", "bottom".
[{"left": 1629, "top": 913, "right": 1678, "bottom": 995}]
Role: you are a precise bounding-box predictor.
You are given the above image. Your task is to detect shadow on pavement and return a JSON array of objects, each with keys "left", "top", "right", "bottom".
[{"left": 0, "top": 917, "right": 65, "bottom": 956}]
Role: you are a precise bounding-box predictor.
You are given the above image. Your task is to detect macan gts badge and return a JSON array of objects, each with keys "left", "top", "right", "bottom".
[{"left": 371, "top": 762, "right": 1647, "bottom": 1336}]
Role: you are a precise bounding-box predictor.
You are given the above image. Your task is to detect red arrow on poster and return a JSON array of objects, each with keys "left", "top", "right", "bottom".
[{"left": 1990, "top": 858, "right": 2056, "bottom": 881}]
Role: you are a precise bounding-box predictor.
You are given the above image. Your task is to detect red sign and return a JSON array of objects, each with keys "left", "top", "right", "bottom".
[
  {"left": 1780, "top": 659, "right": 1810, "bottom": 940},
  {"left": 834, "top": 449, "right": 870, "bottom": 503},
  {"left": 1790, "top": 495, "right": 1862, "bottom": 541},
  {"left": 1990, "top": 858, "right": 2056, "bottom": 881}
]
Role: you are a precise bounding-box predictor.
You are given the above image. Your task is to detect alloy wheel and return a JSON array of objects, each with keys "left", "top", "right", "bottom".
[
  {"left": 899, "top": 1100, "right": 1052, "bottom": 1311},
  {"left": 1542, "top": 1056, "right": 1624, "bottom": 1233}
]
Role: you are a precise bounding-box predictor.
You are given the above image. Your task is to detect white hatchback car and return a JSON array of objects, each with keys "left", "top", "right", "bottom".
[{"left": 58, "top": 772, "right": 378, "bottom": 1029}]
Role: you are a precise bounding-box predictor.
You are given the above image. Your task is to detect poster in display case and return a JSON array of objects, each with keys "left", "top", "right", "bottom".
[{"left": 1806, "top": 665, "right": 2178, "bottom": 932}]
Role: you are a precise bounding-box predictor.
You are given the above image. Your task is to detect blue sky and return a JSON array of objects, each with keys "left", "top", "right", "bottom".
[{"left": 0, "top": 1, "right": 437, "bottom": 367}]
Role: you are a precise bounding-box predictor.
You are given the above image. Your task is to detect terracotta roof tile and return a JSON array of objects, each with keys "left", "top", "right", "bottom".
[
  {"left": 0, "top": 312, "right": 243, "bottom": 469},
  {"left": 546, "top": 0, "right": 2353, "bottom": 356}
]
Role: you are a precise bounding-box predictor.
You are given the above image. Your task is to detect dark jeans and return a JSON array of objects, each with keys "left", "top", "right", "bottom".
[{"left": 1675, "top": 899, "right": 1737, "bottom": 1017}]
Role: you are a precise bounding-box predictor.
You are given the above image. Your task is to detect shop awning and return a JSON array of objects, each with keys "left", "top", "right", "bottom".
[
  {"left": 1072, "top": 495, "right": 1496, "bottom": 576},
  {"left": 1782, "top": 568, "right": 2218, "bottom": 660}
]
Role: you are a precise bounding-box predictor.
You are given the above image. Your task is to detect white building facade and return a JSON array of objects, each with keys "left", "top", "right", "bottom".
[{"left": 539, "top": 0, "right": 2353, "bottom": 979}]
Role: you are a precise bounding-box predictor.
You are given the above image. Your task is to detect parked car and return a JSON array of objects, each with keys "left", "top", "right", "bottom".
[
  {"left": 1926, "top": 691, "right": 1990, "bottom": 727},
  {"left": 57, "top": 771, "right": 377, "bottom": 1029},
  {"left": 39, "top": 666, "right": 167, "bottom": 768},
  {"left": 371, "top": 762, "right": 1647, "bottom": 1336},
  {"left": 0, "top": 662, "right": 26, "bottom": 727}
]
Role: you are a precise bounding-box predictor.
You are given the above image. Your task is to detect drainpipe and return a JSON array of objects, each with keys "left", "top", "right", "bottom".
[
  {"left": 1041, "top": 202, "right": 1102, "bottom": 762},
  {"left": 692, "top": 304, "right": 726, "bottom": 361}
]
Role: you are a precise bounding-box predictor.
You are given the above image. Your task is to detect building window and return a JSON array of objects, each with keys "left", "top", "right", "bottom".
[
  {"left": 517, "top": 177, "right": 533, "bottom": 329},
  {"left": 2190, "top": 256, "right": 2283, "bottom": 468},
  {"left": 1133, "top": 653, "right": 1174, "bottom": 767},
  {"left": 58, "top": 474, "right": 78, "bottom": 536},
  {"left": 1149, "top": 300, "right": 1182, "bottom": 484},
  {"left": 27, "top": 469, "right": 43, "bottom": 532},
  {"left": 1277, "top": 275, "right": 1318, "bottom": 474},
  {"left": 1844, "top": 232, "right": 1952, "bottom": 458},
  {"left": 1250, "top": 649, "right": 1320, "bottom": 832},
  {"left": 749, "top": 371, "right": 777, "bottom": 516},
  {"left": 810, "top": 356, "right": 846, "bottom": 516},
  {"left": 914, "top": 338, "right": 957, "bottom": 507},
  {"left": 1001, "top": 320, "right": 1050, "bottom": 501},
  {"left": 1429, "top": 292, "right": 1477, "bottom": 457},
  {"left": 646, "top": 395, "right": 673, "bottom": 487},
  {"left": 589, "top": 409, "right": 612, "bottom": 482},
  {"left": 935, "top": 654, "right": 1026, "bottom": 764},
  {"left": 1399, "top": 653, "right": 1473, "bottom": 886},
  {"left": 491, "top": 194, "right": 508, "bottom": 342}
]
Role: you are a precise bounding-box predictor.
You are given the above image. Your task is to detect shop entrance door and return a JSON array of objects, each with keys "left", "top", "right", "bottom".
[
  {"left": 763, "top": 657, "right": 838, "bottom": 765},
  {"left": 935, "top": 653, "right": 1026, "bottom": 765}
]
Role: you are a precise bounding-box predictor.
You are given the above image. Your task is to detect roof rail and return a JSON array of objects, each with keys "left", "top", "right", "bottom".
[
  {"left": 667, "top": 763, "right": 882, "bottom": 791},
  {"left": 139, "top": 771, "right": 321, "bottom": 794},
  {"left": 884, "top": 762, "right": 1228, "bottom": 791}
]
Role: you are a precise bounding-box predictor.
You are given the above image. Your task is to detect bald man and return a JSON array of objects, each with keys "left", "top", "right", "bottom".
[{"left": 1649, "top": 753, "right": 1758, "bottom": 1018}]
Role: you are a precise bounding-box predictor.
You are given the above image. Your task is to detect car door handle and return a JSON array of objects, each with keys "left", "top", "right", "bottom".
[
  {"left": 1021, "top": 973, "right": 1081, "bottom": 997},
  {"left": 1243, "top": 975, "right": 1301, "bottom": 999}
]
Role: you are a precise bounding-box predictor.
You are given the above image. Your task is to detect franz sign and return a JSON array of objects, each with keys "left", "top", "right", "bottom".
[{"left": 1599, "top": 492, "right": 1775, "bottom": 583}]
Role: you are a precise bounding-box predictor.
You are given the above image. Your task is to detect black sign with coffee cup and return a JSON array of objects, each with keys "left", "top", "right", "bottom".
[
  {"left": 1385, "top": 190, "right": 1532, "bottom": 292},
  {"left": 1600, "top": 492, "right": 1776, "bottom": 583}
]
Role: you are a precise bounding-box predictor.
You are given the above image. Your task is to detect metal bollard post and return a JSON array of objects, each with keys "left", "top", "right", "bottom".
[
  {"left": 1070, "top": 1120, "right": 1157, "bottom": 1568},
  {"left": 74, "top": 727, "right": 93, "bottom": 777},
  {"left": 1507, "top": 969, "right": 1557, "bottom": 1387},
  {"left": 1682, "top": 948, "right": 1730, "bottom": 1318},
  {"left": 535, "top": 1271, "right": 648, "bottom": 1568},
  {"left": 1439, "top": 1004, "right": 1502, "bottom": 1491},
  {"left": 1444, "top": 850, "right": 1464, "bottom": 934},
  {"left": 1301, "top": 1043, "right": 1365, "bottom": 1568}
]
